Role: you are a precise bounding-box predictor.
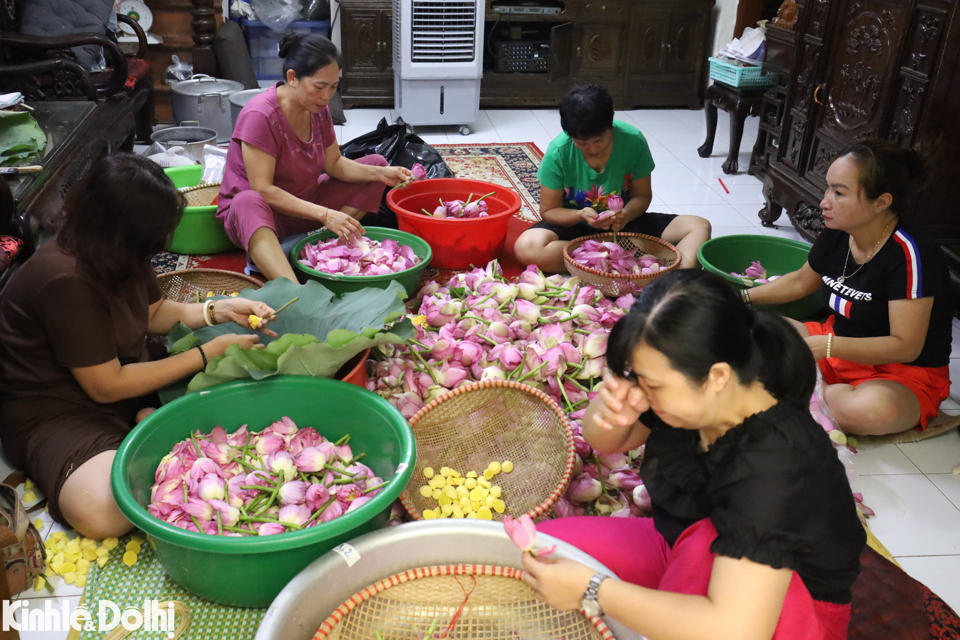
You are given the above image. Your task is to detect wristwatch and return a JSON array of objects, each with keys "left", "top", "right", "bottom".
[{"left": 581, "top": 572, "right": 608, "bottom": 617}]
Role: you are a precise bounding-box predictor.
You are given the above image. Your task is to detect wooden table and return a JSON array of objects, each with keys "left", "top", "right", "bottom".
[{"left": 697, "top": 81, "right": 767, "bottom": 174}]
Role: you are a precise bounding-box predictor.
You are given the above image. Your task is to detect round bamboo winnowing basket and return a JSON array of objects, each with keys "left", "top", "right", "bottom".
[
  {"left": 313, "top": 564, "right": 614, "bottom": 640},
  {"left": 400, "top": 380, "right": 575, "bottom": 523},
  {"left": 563, "top": 232, "right": 682, "bottom": 297},
  {"left": 178, "top": 181, "right": 221, "bottom": 207},
  {"left": 157, "top": 268, "right": 263, "bottom": 304}
]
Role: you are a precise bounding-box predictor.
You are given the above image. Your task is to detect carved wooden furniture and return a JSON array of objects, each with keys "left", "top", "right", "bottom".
[
  {"left": 338, "top": 0, "right": 715, "bottom": 110},
  {"left": 698, "top": 82, "right": 767, "bottom": 174},
  {"left": 753, "top": 0, "right": 960, "bottom": 288}
]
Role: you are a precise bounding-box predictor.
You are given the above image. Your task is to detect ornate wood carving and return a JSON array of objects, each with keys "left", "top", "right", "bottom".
[
  {"left": 794, "top": 203, "right": 825, "bottom": 235},
  {"left": 793, "top": 41, "right": 821, "bottom": 115},
  {"left": 190, "top": 0, "right": 217, "bottom": 76},
  {"left": 906, "top": 8, "right": 946, "bottom": 77},
  {"left": 847, "top": 22, "right": 884, "bottom": 55},
  {"left": 807, "top": 0, "right": 831, "bottom": 39},
  {"left": 889, "top": 75, "right": 926, "bottom": 145},
  {"left": 785, "top": 116, "right": 806, "bottom": 169}
]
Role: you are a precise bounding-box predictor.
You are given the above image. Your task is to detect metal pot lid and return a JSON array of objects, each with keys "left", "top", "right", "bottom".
[{"left": 171, "top": 74, "right": 244, "bottom": 96}]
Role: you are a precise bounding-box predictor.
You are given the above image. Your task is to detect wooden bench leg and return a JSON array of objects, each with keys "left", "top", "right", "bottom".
[
  {"left": 698, "top": 100, "right": 718, "bottom": 158},
  {"left": 723, "top": 103, "right": 749, "bottom": 174}
]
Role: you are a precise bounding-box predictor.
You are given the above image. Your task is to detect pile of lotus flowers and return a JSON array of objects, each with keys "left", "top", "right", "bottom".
[
  {"left": 730, "top": 260, "right": 782, "bottom": 285},
  {"left": 420, "top": 193, "right": 495, "bottom": 219},
  {"left": 571, "top": 239, "right": 666, "bottom": 276},
  {"left": 148, "top": 418, "right": 388, "bottom": 536},
  {"left": 368, "top": 260, "right": 649, "bottom": 519},
  {"left": 299, "top": 236, "right": 420, "bottom": 276}
]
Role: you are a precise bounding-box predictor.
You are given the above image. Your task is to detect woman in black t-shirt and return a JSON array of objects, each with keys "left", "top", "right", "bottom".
[
  {"left": 749, "top": 139, "right": 951, "bottom": 435},
  {"left": 523, "top": 271, "right": 865, "bottom": 640}
]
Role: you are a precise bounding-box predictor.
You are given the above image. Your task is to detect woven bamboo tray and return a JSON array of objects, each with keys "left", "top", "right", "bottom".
[
  {"left": 157, "top": 268, "right": 263, "bottom": 304},
  {"left": 400, "top": 380, "right": 575, "bottom": 522},
  {"left": 313, "top": 564, "right": 614, "bottom": 640},
  {"left": 563, "top": 232, "right": 681, "bottom": 297},
  {"left": 179, "top": 181, "right": 221, "bottom": 207}
]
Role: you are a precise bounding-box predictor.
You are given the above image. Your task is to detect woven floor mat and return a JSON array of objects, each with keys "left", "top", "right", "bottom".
[
  {"left": 76, "top": 532, "right": 265, "bottom": 640},
  {"left": 857, "top": 410, "right": 960, "bottom": 444}
]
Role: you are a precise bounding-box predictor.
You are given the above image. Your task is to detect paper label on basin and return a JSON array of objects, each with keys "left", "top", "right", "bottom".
[{"left": 333, "top": 543, "right": 361, "bottom": 567}]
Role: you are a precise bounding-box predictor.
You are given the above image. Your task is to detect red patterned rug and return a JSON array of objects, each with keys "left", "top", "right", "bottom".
[{"left": 151, "top": 143, "right": 544, "bottom": 280}]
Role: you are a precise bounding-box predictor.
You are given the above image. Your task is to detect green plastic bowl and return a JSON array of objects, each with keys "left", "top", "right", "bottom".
[
  {"left": 698, "top": 234, "right": 822, "bottom": 321},
  {"left": 112, "top": 377, "right": 415, "bottom": 608},
  {"left": 290, "top": 228, "right": 432, "bottom": 299},
  {"left": 163, "top": 165, "right": 236, "bottom": 255}
]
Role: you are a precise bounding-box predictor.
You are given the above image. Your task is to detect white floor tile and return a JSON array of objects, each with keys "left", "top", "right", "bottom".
[
  {"left": 951, "top": 359, "right": 960, "bottom": 401},
  {"left": 649, "top": 150, "right": 688, "bottom": 169},
  {"left": 486, "top": 109, "right": 550, "bottom": 144},
  {"left": 929, "top": 473, "right": 960, "bottom": 511},
  {"left": 896, "top": 555, "right": 960, "bottom": 614},
  {"left": 11, "top": 595, "right": 80, "bottom": 640},
  {"left": 709, "top": 226, "right": 763, "bottom": 238},
  {"left": 857, "top": 474, "right": 960, "bottom": 556},
  {"left": 655, "top": 183, "right": 729, "bottom": 207},
  {"left": 668, "top": 204, "right": 755, "bottom": 228},
  {"left": 855, "top": 443, "right": 922, "bottom": 475},
  {"left": 759, "top": 224, "right": 808, "bottom": 244},
  {"left": 898, "top": 429, "right": 960, "bottom": 474},
  {"left": 951, "top": 322, "right": 960, "bottom": 356},
  {"left": 650, "top": 166, "right": 706, "bottom": 187},
  {"left": 408, "top": 126, "right": 450, "bottom": 145},
  {"left": 451, "top": 112, "right": 501, "bottom": 144},
  {"left": 531, "top": 110, "right": 562, "bottom": 138},
  {"left": 709, "top": 181, "right": 765, "bottom": 206}
]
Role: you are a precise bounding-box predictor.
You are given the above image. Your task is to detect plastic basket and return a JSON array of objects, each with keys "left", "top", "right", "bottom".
[
  {"left": 708, "top": 56, "right": 778, "bottom": 88},
  {"left": 240, "top": 19, "right": 331, "bottom": 81},
  {"left": 563, "top": 232, "right": 682, "bottom": 298}
]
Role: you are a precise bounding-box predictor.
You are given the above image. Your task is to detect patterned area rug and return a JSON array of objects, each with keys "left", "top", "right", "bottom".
[{"left": 151, "top": 143, "right": 544, "bottom": 276}]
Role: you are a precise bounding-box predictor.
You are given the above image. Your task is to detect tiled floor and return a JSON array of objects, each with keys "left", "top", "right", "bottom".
[{"left": 10, "top": 108, "right": 960, "bottom": 637}]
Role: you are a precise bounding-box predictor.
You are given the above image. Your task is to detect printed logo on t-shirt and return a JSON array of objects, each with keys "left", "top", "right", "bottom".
[
  {"left": 828, "top": 292, "right": 852, "bottom": 318},
  {"left": 821, "top": 275, "right": 873, "bottom": 301},
  {"left": 564, "top": 185, "right": 624, "bottom": 211}
]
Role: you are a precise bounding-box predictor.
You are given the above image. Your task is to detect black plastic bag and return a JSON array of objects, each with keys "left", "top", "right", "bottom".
[{"left": 339, "top": 117, "right": 455, "bottom": 228}]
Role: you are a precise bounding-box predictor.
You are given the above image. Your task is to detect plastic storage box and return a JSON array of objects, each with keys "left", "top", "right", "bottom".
[
  {"left": 708, "top": 56, "right": 778, "bottom": 88},
  {"left": 239, "top": 19, "right": 331, "bottom": 82}
]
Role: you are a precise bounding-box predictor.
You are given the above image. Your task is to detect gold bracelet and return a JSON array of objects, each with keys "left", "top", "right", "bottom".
[
  {"left": 208, "top": 299, "right": 218, "bottom": 325},
  {"left": 826, "top": 333, "right": 833, "bottom": 359},
  {"left": 202, "top": 300, "right": 215, "bottom": 327}
]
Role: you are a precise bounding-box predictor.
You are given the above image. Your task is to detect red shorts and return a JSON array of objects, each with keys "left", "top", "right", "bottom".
[{"left": 805, "top": 316, "right": 951, "bottom": 429}]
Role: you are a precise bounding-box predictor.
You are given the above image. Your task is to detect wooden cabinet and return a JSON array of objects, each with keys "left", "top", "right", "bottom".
[
  {"left": 755, "top": 0, "right": 960, "bottom": 290},
  {"left": 340, "top": 0, "right": 394, "bottom": 108},
  {"left": 339, "top": 0, "right": 714, "bottom": 109}
]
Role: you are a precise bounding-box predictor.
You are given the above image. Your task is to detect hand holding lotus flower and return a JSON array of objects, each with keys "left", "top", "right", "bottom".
[{"left": 503, "top": 514, "right": 556, "bottom": 557}]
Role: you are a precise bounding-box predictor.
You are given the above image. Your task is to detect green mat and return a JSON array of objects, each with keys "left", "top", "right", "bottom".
[{"left": 78, "top": 533, "right": 266, "bottom": 640}]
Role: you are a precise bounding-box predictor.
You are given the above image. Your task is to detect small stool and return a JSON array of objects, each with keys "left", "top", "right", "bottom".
[{"left": 697, "top": 82, "right": 767, "bottom": 174}]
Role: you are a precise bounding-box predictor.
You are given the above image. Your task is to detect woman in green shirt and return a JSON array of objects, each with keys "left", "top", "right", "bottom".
[{"left": 515, "top": 84, "right": 711, "bottom": 272}]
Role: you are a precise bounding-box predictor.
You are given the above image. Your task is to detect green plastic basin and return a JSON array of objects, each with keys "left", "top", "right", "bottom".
[
  {"left": 163, "top": 165, "right": 236, "bottom": 255},
  {"left": 290, "top": 228, "right": 432, "bottom": 299},
  {"left": 698, "top": 234, "right": 822, "bottom": 320},
  {"left": 112, "top": 376, "right": 415, "bottom": 608}
]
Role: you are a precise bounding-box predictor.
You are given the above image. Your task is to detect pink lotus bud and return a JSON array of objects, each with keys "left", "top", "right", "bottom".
[
  {"left": 598, "top": 452, "right": 628, "bottom": 471},
  {"left": 267, "top": 416, "right": 299, "bottom": 436},
  {"left": 278, "top": 504, "right": 311, "bottom": 528},
  {"left": 444, "top": 200, "right": 463, "bottom": 217},
  {"left": 481, "top": 366, "right": 506, "bottom": 381},
  {"left": 581, "top": 332, "right": 608, "bottom": 358},
  {"left": 498, "top": 345, "right": 523, "bottom": 370},
  {"left": 295, "top": 446, "right": 327, "bottom": 473},
  {"left": 457, "top": 341, "right": 484, "bottom": 366},
  {"left": 744, "top": 260, "right": 766, "bottom": 279},
  {"left": 197, "top": 473, "right": 225, "bottom": 502},
  {"left": 490, "top": 283, "right": 518, "bottom": 304},
  {"left": 183, "top": 497, "right": 214, "bottom": 522},
  {"left": 396, "top": 391, "right": 426, "bottom": 418},
  {"left": 336, "top": 443, "right": 353, "bottom": 463},
  {"left": 305, "top": 483, "right": 330, "bottom": 510},
  {"left": 570, "top": 304, "right": 601, "bottom": 323},
  {"left": 487, "top": 321, "right": 511, "bottom": 344},
  {"left": 267, "top": 451, "right": 298, "bottom": 482},
  {"left": 607, "top": 195, "right": 624, "bottom": 212},
  {"left": 567, "top": 473, "right": 602, "bottom": 502},
  {"left": 204, "top": 442, "right": 237, "bottom": 465},
  {"left": 189, "top": 457, "right": 220, "bottom": 482},
  {"left": 439, "top": 362, "right": 469, "bottom": 388},
  {"left": 432, "top": 339, "right": 455, "bottom": 361},
  {"left": 279, "top": 480, "right": 309, "bottom": 505},
  {"left": 256, "top": 434, "right": 285, "bottom": 456},
  {"left": 519, "top": 265, "right": 546, "bottom": 289},
  {"left": 208, "top": 499, "right": 240, "bottom": 527},
  {"left": 607, "top": 467, "right": 643, "bottom": 491},
  {"left": 288, "top": 427, "right": 321, "bottom": 455},
  {"left": 632, "top": 484, "right": 652, "bottom": 511},
  {"left": 433, "top": 205, "right": 447, "bottom": 218},
  {"left": 337, "top": 484, "right": 362, "bottom": 505},
  {"left": 411, "top": 163, "right": 427, "bottom": 181},
  {"left": 553, "top": 497, "right": 585, "bottom": 518},
  {"left": 615, "top": 293, "right": 636, "bottom": 310},
  {"left": 226, "top": 425, "right": 249, "bottom": 447},
  {"left": 320, "top": 500, "right": 345, "bottom": 524},
  {"left": 210, "top": 425, "right": 229, "bottom": 445},
  {"left": 258, "top": 522, "right": 287, "bottom": 536},
  {"left": 595, "top": 493, "right": 627, "bottom": 516},
  {"left": 514, "top": 299, "right": 541, "bottom": 324},
  {"left": 463, "top": 202, "right": 480, "bottom": 217},
  {"left": 516, "top": 283, "right": 539, "bottom": 301},
  {"left": 347, "top": 496, "right": 373, "bottom": 513},
  {"left": 503, "top": 514, "right": 537, "bottom": 552}
]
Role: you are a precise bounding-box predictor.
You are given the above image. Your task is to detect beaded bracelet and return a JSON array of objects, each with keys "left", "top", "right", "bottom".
[
  {"left": 740, "top": 289, "right": 751, "bottom": 305},
  {"left": 826, "top": 333, "right": 833, "bottom": 359},
  {"left": 198, "top": 344, "right": 208, "bottom": 369}
]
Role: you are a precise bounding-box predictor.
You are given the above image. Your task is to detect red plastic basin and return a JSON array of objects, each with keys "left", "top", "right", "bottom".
[
  {"left": 386, "top": 178, "right": 522, "bottom": 270},
  {"left": 335, "top": 348, "right": 370, "bottom": 388}
]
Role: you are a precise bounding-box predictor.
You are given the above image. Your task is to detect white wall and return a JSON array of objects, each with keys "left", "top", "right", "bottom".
[{"left": 712, "top": 0, "right": 740, "bottom": 57}]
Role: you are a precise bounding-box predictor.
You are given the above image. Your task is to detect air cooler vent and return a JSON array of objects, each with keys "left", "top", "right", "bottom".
[
  {"left": 411, "top": 1, "right": 476, "bottom": 63},
  {"left": 393, "top": 0, "right": 402, "bottom": 66}
]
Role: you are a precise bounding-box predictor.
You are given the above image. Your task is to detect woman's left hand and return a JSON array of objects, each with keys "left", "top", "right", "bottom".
[
  {"left": 520, "top": 553, "right": 596, "bottom": 611},
  {"left": 805, "top": 334, "right": 829, "bottom": 361},
  {"left": 215, "top": 298, "right": 278, "bottom": 337},
  {"left": 379, "top": 165, "right": 413, "bottom": 187}
]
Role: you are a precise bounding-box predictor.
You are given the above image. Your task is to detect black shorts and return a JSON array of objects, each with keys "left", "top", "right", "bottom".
[{"left": 529, "top": 211, "right": 678, "bottom": 242}]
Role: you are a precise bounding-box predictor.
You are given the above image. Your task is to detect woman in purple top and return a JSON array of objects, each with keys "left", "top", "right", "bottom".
[{"left": 218, "top": 34, "right": 411, "bottom": 281}]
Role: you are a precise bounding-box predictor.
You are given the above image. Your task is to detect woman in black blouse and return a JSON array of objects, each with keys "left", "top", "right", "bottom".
[{"left": 524, "top": 271, "right": 865, "bottom": 640}]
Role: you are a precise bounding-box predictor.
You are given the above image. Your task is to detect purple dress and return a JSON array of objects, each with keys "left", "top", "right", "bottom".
[{"left": 217, "top": 84, "right": 387, "bottom": 251}]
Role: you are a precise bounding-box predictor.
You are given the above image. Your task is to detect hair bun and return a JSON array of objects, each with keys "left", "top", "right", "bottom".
[{"left": 278, "top": 33, "right": 304, "bottom": 59}]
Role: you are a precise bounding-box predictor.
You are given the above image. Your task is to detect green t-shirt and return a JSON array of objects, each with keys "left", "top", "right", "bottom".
[{"left": 537, "top": 120, "right": 655, "bottom": 212}]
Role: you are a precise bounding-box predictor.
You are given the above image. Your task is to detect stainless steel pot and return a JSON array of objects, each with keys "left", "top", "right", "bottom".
[
  {"left": 170, "top": 74, "right": 244, "bottom": 143},
  {"left": 150, "top": 123, "right": 218, "bottom": 163},
  {"left": 255, "top": 520, "right": 639, "bottom": 640},
  {"left": 229, "top": 88, "right": 268, "bottom": 129}
]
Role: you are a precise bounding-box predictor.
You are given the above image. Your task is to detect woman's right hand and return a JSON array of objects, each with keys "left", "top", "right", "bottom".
[
  {"left": 593, "top": 372, "right": 649, "bottom": 431},
  {"left": 580, "top": 207, "right": 612, "bottom": 229},
  {"left": 206, "top": 333, "right": 263, "bottom": 358},
  {"left": 322, "top": 208, "right": 365, "bottom": 242}
]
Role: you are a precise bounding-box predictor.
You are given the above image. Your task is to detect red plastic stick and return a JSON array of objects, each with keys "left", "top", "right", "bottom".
[{"left": 718, "top": 178, "right": 730, "bottom": 194}]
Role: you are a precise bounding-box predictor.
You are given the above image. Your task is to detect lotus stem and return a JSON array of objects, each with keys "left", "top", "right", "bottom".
[
  {"left": 475, "top": 191, "right": 497, "bottom": 202},
  {"left": 422, "top": 208, "right": 431, "bottom": 215},
  {"left": 223, "top": 525, "right": 254, "bottom": 536},
  {"left": 597, "top": 462, "right": 607, "bottom": 495},
  {"left": 363, "top": 480, "right": 389, "bottom": 493},
  {"left": 239, "top": 432, "right": 252, "bottom": 466},
  {"left": 325, "top": 464, "right": 356, "bottom": 477},
  {"left": 477, "top": 334, "right": 499, "bottom": 346},
  {"left": 335, "top": 434, "right": 351, "bottom": 446},
  {"left": 463, "top": 314, "right": 490, "bottom": 325},
  {"left": 557, "top": 373, "right": 574, "bottom": 410},
  {"left": 268, "top": 297, "right": 299, "bottom": 319},
  {"left": 305, "top": 497, "right": 338, "bottom": 527},
  {"left": 507, "top": 353, "right": 527, "bottom": 380},
  {"left": 465, "top": 293, "right": 495, "bottom": 312},
  {"left": 517, "top": 361, "right": 546, "bottom": 383},
  {"left": 409, "top": 347, "right": 439, "bottom": 385},
  {"left": 464, "top": 193, "right": 474, "bottom": 205},
  {"left": 188, "top": 514, "right": 204, "bottom": 533},
  {"left": 567, "top": 284, "right": 581, "bottom": 310},
  {"left": 190, "top": 435, "right": 204, "bottom": 458},
  {"left": 574, "top": 329, "right": 591, "bottom": 335},
  {"left": 216, "top": 511, "right": 223, "bottom": 536}
]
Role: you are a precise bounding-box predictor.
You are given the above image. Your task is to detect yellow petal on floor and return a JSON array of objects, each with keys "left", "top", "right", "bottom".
[
  {"left": 484, "top": 495, "right": 495, "bottom": 509},
  {"left": 24, "top": 479, "right": 34, "bottom": 490},
  {"left": 431, "top": 489, "right": 441, "bottom": 500},
  {"left": 442, "top": 485, "right": 457, "bottom": 500},
  {"left": 103, "top": 538, "right": 119, "bottom": 550},
  {"left": 482, "top": 470, "right": 494, "bottom": 480},
  {"left": 44, "top": 565, "right": 56, "bottom": 577},
  {"left": 122, "top": 551, "right": 137, "bottom": 566},
  {"left": 440, "top": 504, "right": 454, "bottom": 516},
  {"left": 97, "top": 557, "right": 109, "bottom": 569},
  {"left": 65, "top": 553, "right": 81, "bottom": 564},
  {"left": 469, "top": 487, "right": 484, "bottom": 502},
  {"left": 471, "top": 501, "right": 482, "bottom": 512},
  {"left": 452, "top": 508, "right": 464, "bottom": 518},
  {"left": 95, "top": 547, "right": 110, "bottom": 558},
  {"left": 464, "top": 478, "right": 477, "bottom": 490},
  {"left": 52, "top": 552, "right": 65, "bottom": 564},
  {"left": 439, "top": 467, "right": 452, "bottom": 478},
  {"left": 44, "top": 503, "right": 49, "bottom": 513},
  {"left": 455, "top": 486, "right": 469, "bottom": 499},
  {"left": 466, "top": 512, "right": 478, "bottom": 519},
  {"left": 64, "top": 572, "right": 76, "bottom": 585},
  {"left": 477, "top": 477, "right": 492, "bottom": 489},
  {"left": 75, "top": 575, "right": 86, "bottom": 588},
  {"left": 449, "top": 468, "right": 462, "bottom": 478},
  {"left": 60, "top": 562, "right": 76, "bottom": 575},
  {"left": 76, "top": 559, "right": 90, "bottom": 575},
  {"left": 82, "top": 548, "right": 98, "bottom": 561},
  {"left": 64, "top": 541, "right": 80, "bottom": 555},
  {"left": 437, "top": 494, "right": 452, "bottom": 507},
  {"left": 33, "top": 576, "right": 45, "bottom": 591},
  {"left": 22, "top": 491, "right": 36, "bottom": 502},
  {"left": 78, "top": 539, "right": 95, "bottom": 549},
  {"left": 125, "top": 541, "right": 141, "bottom": 554},
  {"left": 32, "top": 518, "right": 44, "bottom": 531},
  {"left": 49, "top": 560, "right": 63, "bottom": 575},
  {"left": 131, "top": 536, "right": 144, "bottom": 545}
]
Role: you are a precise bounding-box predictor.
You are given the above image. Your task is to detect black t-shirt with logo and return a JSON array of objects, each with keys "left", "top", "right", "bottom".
[{"left": 807, "top": 222, "right": 952, "bottom": 368}]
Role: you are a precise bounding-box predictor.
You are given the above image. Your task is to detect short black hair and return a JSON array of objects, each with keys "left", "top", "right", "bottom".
[
  {"left": 57, "top": 153, "right": 184, "bottom": 287},
  {"left": 279, "top": 33, "right": 342, "bottom": 79},
  {"left": 559, "top": 84, "right": 615, "bottom": 140}
]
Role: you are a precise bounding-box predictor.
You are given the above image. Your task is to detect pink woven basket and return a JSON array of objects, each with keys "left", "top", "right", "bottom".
[
  {"left": 400, "top": 380, "right": 575, "bottom": 523},
  {"left": 563, "top": 232, "right": 682, "bottom": 297},
  {"left": 313, "top": 564, "right": 615, "bottom": 640}
]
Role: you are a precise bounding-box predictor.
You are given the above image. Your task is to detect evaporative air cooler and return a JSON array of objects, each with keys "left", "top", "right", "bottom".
[{"left": 393, "top": 0, "right": 484, "bottom": 134}]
